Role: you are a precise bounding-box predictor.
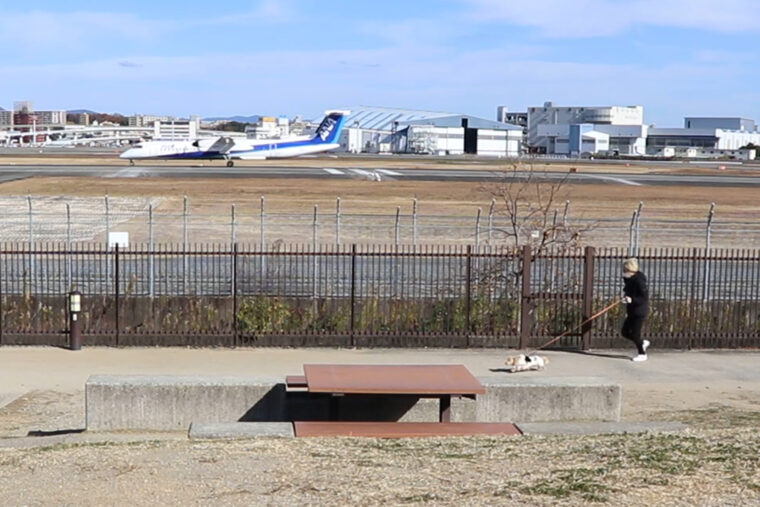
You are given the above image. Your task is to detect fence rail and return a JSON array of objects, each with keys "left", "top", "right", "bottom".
[{"left": 1, "top": 244, "right": 758, "bottom": 348}]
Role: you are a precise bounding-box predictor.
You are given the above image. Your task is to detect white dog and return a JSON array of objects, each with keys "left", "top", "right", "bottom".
[{"left": 504, "top": 354, "right": 549, "bottom": 372}]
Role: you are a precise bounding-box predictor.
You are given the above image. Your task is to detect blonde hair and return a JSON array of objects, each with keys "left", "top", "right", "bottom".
[{"left": 623, "top": 258, "right": 639, "bottom": 273}]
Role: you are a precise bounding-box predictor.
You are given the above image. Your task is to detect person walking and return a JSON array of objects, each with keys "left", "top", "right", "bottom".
[{"left": 621, "top": 258, "right": 650, "bottom": 362}]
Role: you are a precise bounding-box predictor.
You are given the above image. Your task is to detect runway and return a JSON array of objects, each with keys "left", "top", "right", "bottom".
[{"left": 0, "top": 163, "right": 759, "bottom": 187}]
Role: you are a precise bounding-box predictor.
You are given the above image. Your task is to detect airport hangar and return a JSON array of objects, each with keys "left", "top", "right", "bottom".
[{"left": 334, "top": 106, "right": 524, "bottom": 157}]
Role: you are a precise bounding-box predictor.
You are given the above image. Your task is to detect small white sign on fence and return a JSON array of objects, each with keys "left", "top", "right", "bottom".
[{"left": 108, "top": 232, "right": 129, "bottom": 249}]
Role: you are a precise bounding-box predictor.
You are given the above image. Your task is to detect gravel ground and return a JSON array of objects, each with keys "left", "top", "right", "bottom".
[
  {"left": 1, "top": 348, "right": 758, "bottom": 505},
  {"left": 0, "top": 423, "right": 758, "bottom": 506}
]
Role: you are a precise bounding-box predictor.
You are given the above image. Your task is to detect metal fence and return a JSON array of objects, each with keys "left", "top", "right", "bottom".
[
  {"left": 3, "top": 195, "right": 760, "bottom": 249},
  {"left": 1, "top": 244, "right": 758, "bottom": 348}
]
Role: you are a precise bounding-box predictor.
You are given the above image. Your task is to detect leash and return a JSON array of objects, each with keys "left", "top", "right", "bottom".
[{"left": 527, "top": 299, "right": 622, "bottom": 354}]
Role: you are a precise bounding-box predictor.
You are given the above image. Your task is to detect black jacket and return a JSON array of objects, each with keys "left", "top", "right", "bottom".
[{"left": 623, "top": 271, "right": 649, "bottom": 318}]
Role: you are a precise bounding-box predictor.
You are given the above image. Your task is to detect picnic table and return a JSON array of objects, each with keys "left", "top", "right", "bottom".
[{"left": 286, "top": 364, "right": 486, "bottom": 423}]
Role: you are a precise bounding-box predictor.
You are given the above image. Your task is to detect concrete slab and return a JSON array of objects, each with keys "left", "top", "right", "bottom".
[
  {"left": 86, "top": 375, "right": 285, "bottom": 431},
  {"left": 468, "top": 376, "right": 621, "bottom": 423},
  {"left": 189, "top": 422, "right": 294, "bottom": 439},
  {"left": 517, "top": 421, "right": 687, "bottom": 435}
]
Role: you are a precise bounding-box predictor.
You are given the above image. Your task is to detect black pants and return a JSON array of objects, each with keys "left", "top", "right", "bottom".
[{"left": 621, "top": 315, "right": 646, "bottom": 354}]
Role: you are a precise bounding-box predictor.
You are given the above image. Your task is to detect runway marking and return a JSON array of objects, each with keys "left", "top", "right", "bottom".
[
  {"left": 583, "top": 174, "right": 643, "bottom": 186},
  {"left": 323, "top": 168, "right": 344, "bottom": 175},
  {"left": 350, "top": 169, "right": 372, "bottom": 176},
  {"left": 377, "top": 169, "right": 402, "bottom": 176}
]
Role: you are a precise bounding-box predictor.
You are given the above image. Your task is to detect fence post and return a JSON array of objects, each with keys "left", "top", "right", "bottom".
[
  {"left": 394, "top": 206, "right": 401, "bottom": 246},
  {"left": 562, "top": 200, "right": 570, "bottom": 228},
  {"left": 232, "top": 242, "right": 238, "bottom": 347},
  {"left": 475, "top": 208, "right": 482, "bottom": 247},
  {"left": 104, "top": 194, "right": 111, "bottom": 284},
  {"left": 519, "top": 245, "right": 532, "bottom": 349},
  {"left": 183, "top": 195, "right": 188, "bottom": 295},
  {"left": 312, "top": 205, "right": 319, "bottom": 299},
  {"left": 465, "top": 244, "right": 472, "bottom": 343},
  {"left": 27, "top": 195, "right": 34, "bottom": 289},
  {"left": 703, "top": 202, "right": 715, "bottom": 301},
  {"left": 114, "top": 244, "right": 120, "bottom": 347},
  {"left": 628, "top": 209, "right": 637, "bottom": 257},
  {"left": 148, "top": 204, "right": 154, "bottom": 298},
  {"left": 66, "top": 203, "right": 72, "bottom": 291},
  {"left": 488, "top": 199, "right": 495, "bottom": 243},
  {"left": 260, "top": 196, "right": 265, "bottom": 283},
  {"left": 350, "top": 243, "right": 356, "bottom": 347},
  {"left": 634, "top": 201, "right": 643, "bottom": 256},
  {"left": 105, "top": 194, "right": 110, "bottom": 242},
  {"left": 412, "top": 198, "right": 418, "bottom": 246},
  {"left": 582, "top": 246, "right": 596, "bottom": 351},
  {"left": 689, "top": 247, "right": 699, "bottom": 349},
  {"left": 230, "top": 204, "right": 237, "bottom": 245},
  {"left": 336, "top": 197, "right": 341, "bottom": 245}
]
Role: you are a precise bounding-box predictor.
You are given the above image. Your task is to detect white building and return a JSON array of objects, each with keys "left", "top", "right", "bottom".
[
  {"left": 527, "top": 102, "right": 644, "bottom": 155},
  {"left": 535, "top": 123, "right": 610, "bottom": 156},
  {"left": 338, "top": 106, "right": 523, "bottom": 157},
  {"left": 0, "top": 109, "right": 12, "bottom": 128},
  {"left": 130, "top": 114, "right": 173, "bottom": 127},
  {"left": 647, "top": 127, "right": 760, "bottom": 153},
  {"left": 245, "top": 116, "right": 290, "bottom": 139},
  {"left": 154, "top": 119, "right": 199, "bottom": 140}
]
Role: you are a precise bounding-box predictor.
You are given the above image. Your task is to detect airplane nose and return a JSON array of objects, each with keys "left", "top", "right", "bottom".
[{"left": 119, "top": 150, "right": 134, "bottom": 159}]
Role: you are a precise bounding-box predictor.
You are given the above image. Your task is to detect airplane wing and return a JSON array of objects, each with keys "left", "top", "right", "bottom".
[{"left": 206, "top": 137, "right": 237, "bottom": 154}]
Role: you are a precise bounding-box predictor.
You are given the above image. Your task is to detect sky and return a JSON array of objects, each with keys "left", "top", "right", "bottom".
[{"left": 1, "top": 0, "right": 759, "bottom": 125}]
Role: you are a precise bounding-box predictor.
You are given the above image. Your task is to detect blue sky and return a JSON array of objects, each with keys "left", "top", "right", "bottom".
[{"left": 1, "top": 0, "right": 758, "bottom": 125}]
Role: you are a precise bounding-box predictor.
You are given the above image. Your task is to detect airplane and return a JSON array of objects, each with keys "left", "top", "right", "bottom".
[{"left": 119, "top": 111, "right": 348, "bottom": 166}]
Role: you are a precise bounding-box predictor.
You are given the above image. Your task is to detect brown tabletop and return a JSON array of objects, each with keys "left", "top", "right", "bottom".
[{"left": 301, "top": 364, "right": 485, "bottom": 395}]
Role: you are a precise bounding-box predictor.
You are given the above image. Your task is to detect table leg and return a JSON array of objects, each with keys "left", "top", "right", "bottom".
[
  {"left": 439, "top": 395, "right": 451, "bottom": 422},
  {"left": 329, "top": 395, "right": 339, "bottom": 421}
]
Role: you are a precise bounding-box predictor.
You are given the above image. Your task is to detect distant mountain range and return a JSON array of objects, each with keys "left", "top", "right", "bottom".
[{"left": 68, "top": 109, "right": 99, "bottom": 115}]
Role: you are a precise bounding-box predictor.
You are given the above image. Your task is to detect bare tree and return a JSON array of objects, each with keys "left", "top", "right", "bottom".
[{"left": 484, "top": 158, "right": 595, "bottom": 253}]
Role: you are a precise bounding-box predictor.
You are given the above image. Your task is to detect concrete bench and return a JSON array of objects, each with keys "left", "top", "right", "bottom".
[{"left": 86, "top": 375, "right": 620, "bottom": 431}]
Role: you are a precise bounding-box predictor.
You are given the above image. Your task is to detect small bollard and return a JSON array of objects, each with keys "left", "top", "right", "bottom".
[{"left": 69, "top": 291, "right": 82, "bottom": 351}]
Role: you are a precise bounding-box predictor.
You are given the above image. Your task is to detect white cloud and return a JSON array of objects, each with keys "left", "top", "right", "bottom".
[{"left": 466, "top": 0, "right": 760, "bottom": 37}]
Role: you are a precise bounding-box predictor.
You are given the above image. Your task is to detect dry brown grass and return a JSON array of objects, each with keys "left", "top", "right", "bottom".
[
  {"left": 2, "top": 175, "right": 758, "bottom": 222},
  {"left": 0, "top": 418, "right": 758, "bottom": 506}
]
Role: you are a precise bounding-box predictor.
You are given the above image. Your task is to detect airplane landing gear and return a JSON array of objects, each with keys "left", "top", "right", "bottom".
[
  {"left": 226, "top": 160, "right": 234, "bottom": 167},
  {"left": 129, "top": 159, "right": 135, "bottom": 166}
]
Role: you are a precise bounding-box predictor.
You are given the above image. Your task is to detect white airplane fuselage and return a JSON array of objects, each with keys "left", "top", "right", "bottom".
[{"left": 120, "top": 111, "right": 347, "bottom": 164}]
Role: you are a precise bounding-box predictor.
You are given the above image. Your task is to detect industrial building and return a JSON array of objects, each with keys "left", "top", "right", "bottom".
[
  {"left": 522, "top": 103, "right": 760, "bottom": 159},
  {"left": 337, "top": 106, "right": 523, "bottom": 157},
  {"left": 647, "top": 117, "right": 760, "bottom": 155},
  {"left": 527, "top": 102, "right": 645, "bottom": 156}
]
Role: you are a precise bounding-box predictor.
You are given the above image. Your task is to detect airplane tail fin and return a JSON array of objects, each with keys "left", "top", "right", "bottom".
[{"left": 311, "top": 111, "right": 349, "bottom": 144}]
